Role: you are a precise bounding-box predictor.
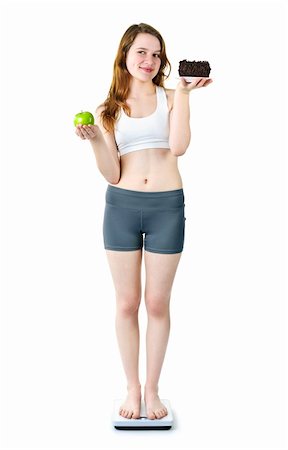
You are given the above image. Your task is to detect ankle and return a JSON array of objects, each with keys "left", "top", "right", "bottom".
[
  {"left": 144, "top": 384, "right": 158, "bottom": 394},
  {"left": 127, "top": 383, "right": 141, "bottom": 391}
]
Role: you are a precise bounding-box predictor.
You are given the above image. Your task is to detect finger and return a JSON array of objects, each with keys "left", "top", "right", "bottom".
[
  {"left": 190, "top": 77, "right": 202, "bottom": 87},
  {"left": 82, "top": 125, "right": 94, "bottom": 138},
  {"left": 192, "top": 78, "right": 208, "bottom": 89},
  {"left": 187, "top": 78, "right": 204, "bottom": 90},
  {"left": 83, "top": 125, "right": 97, "bottom": 138},
  {"left": 195, "top": 78, "right": 206, "bottom": 87},
  {"left": 75, "top": 126, "right": 82, "bottom": 138},
  {"left": 203, "top": 79, "right": 213, "bottom": 87},
  {"left": 198, "top": 78, "right": 212, "bottom": 87},
  {"left": 76, "top": 125, "right": 86, "bottom": 140}
]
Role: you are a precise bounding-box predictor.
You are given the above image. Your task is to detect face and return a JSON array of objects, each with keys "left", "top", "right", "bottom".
[{"left": 125, "top": 33, "right": 162, "bottom": 82}]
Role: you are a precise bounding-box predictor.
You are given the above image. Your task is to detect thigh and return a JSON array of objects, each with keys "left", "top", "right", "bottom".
[
  {"left": 143, "top": 207, "right": 185, "bottom": 254},
  {"left": 105, "top": 250, "right": 142, "bottom": 300},
  {"left": 144, "top": 251, "right": 182, "bottom": 300},
  {"left": 103, "top": 203, "right": 143, "bottom": 251}
]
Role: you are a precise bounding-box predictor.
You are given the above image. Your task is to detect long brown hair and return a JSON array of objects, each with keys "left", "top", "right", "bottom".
[{"left": 100, "top": 23, "right": 171, "bottom": 133}]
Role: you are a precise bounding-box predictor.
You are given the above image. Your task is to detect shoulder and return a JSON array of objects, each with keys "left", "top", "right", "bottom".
[
  {"left": 163, "top": 88, "right": 175, "bottom": 112},
  {"left": 95, "top": 103, "right": 105, "bottom": 117},
  {"left": 95, "top": 103, "right": 115, "bottom": 139},
  {"left": 94, "top": 103, "right": 107, "bottom": 129}
]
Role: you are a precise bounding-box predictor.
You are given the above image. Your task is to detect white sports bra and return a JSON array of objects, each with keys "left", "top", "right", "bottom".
[{"left": 114, "top": 86, "right": 170, "bottom": 156}]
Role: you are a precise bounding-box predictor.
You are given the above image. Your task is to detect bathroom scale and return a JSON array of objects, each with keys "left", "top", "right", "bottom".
[{"left": 112, "top": 399, "right": 173, "bottom": 430}]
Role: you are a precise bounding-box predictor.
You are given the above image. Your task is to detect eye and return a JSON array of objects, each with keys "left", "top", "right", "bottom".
[
  {"left": 137, "top": 51, "right": 145, "bottom": 55},
  {"left": 154, "top": 54, "right": 160, "bottom": 58}
]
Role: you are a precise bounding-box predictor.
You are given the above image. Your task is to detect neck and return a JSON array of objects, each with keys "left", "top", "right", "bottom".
[{"left": 128, "top": 80, "right": 156, "bottom": 99}]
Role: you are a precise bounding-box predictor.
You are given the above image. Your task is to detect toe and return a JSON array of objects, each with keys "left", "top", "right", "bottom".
[
  {"left": 157, "top": 409, "right": 165, "bottom": 419},
  {"left": 132, "top": 410, "right": 140, "bottom": 419},
  {"left": 155, "top": 410, "right": 162, "bottom": 419}
]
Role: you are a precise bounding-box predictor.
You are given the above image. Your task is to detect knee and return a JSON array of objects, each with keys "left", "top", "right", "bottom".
[
  {"left": 145, "top": 293, "right": 170, "bottom": 318},
  {"left": 117, "top": 293, "right": 141, "bottom": 316}
]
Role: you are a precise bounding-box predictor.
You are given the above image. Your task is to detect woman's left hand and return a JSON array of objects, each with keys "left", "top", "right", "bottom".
[{"left": 177, "top": 77, "right": 213, "bottom": 93}]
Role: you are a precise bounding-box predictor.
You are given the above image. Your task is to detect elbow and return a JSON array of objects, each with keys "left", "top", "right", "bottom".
[
  {"left": 105, "top": 169, "right": 121, "bottom": 185},
  {"left": 108, "top": 176, "right": 120, "bottom": 185},
  {"left": 169, "top": 135, "right": 191, "bottom": 157},
  {"left": 170, "top": 143, "right": 189, "bottom": 157},
  {"left": 101, "top": 161, "right": 120, "bottom": 185},
  {"left": 170, "top": 148, "right": 187, "bottom": 157}
]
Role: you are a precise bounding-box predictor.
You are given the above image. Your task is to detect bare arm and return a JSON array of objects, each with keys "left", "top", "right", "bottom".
[
  {"left": 168, "top": 77, "right": 213, "bottom": 157},
  {"left": 169, "top": 88, "right": 191, "bottom": 156},
  {"left": 75, "top": 106, "right": 120, "bottom": 184}
]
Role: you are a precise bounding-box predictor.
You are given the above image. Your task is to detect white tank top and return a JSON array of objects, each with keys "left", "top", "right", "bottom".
[{"left": 114, "top": 86, "right": 170, "bottom": 156}]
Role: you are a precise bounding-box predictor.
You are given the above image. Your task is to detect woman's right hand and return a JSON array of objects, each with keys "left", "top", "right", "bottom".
[{"left": 75, "top": 124, "right": 99, "bottom": 141}]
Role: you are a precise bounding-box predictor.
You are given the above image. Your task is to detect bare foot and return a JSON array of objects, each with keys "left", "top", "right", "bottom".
[
  {"left": 144, "top": 387, "right": 168, "bottom": 420},
  {"left": 119, "top": 385, "right": 141, "bottom": 419}
]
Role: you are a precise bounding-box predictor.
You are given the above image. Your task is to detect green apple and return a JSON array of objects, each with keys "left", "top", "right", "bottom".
[{"left": 74, "top": 111, "right": 94, "bottom": 126}]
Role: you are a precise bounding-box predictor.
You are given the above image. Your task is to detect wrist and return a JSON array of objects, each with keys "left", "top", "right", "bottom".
[
  {"left": 175, "top": 85, "right": 190, "bottom": 95},
  {"left": 90, "top": 126, "right": 102, "bottom": 142}
]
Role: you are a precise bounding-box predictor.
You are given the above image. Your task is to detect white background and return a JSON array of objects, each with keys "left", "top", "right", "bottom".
[{"left": 0, "top": 0, "right": 287, "bottom": 449}]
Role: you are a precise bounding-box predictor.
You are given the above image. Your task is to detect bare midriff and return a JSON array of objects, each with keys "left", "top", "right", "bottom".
[{"left": 113, "top": 148, "right": 183, "bottom": 192}]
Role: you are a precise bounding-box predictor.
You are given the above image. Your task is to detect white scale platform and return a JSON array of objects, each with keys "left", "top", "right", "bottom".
[{"left": 112, "top": 399, "right": 173, "bottom": 430}]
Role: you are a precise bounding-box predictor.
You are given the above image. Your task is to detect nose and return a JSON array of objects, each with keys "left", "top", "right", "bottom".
[{"left": 144, "top": 54, "right": 154, "bottom": 66}]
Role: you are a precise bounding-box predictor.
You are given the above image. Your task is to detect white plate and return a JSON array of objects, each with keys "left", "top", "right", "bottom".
[{"left": 178, "top": 76, "right": 209, "bottom": 83}]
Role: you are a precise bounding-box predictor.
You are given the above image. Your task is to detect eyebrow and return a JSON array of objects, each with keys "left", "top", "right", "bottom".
[{"left": 136, "top": 47, "right": 161, "bottom": 53}]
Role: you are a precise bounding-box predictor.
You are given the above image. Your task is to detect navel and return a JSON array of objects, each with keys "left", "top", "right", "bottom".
[{"left": 144, "top": 178, "right": 148, "bottom": 184}]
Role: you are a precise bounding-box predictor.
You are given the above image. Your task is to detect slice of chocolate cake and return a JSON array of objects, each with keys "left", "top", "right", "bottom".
[{"left": 179, "top": 60, "right": 211, "bottom": 78}]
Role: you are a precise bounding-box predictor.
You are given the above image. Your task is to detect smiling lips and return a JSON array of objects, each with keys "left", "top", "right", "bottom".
[{"left": 140, "top": 67, "right": 153, "bottom": 73}]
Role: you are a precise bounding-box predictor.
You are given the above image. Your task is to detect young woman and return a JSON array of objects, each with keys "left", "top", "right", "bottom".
[{"left": 75, "top": 23, "right": 212, "bottom": 420}]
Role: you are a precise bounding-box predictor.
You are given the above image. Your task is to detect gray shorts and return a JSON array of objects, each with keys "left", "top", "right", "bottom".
[{"left": 103, "top": 185, "right": 186, "bottom": 254}]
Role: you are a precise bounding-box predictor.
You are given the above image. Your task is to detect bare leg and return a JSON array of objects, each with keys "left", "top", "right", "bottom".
[
  {"left": 106, "top": 250, "right": 142, "bottom": 419},
  {"left": 144, "top": 251, "right": 182, "bottom": 419}
]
